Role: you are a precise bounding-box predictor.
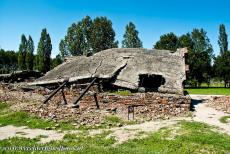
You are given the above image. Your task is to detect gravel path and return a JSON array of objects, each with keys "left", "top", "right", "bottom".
[{"left": 0, "top": 94, "right": 229, "bottom": 144}]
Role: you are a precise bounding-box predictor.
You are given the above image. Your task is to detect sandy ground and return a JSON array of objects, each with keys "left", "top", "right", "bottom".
[
  {"left": 190, "top": 94, "right": 230, "bottom": 134},
  {"left": 0, "top": 94, "right": 230, "bottom": 144}
]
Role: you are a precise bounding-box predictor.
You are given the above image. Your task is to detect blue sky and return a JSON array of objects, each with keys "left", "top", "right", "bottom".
[{"left": 0, "top": 0, "right": 229, "bottom": 57}]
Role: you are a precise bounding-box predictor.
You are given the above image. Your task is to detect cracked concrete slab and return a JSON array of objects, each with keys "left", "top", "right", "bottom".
[{"left": 30, "top": 48, "right": 187, "bottom": 94}]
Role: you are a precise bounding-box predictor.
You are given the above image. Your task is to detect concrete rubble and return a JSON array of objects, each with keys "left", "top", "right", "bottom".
[
  {"left": 31, "top": 48, "right": 188, "bottom": 94},
  {"left": 1, "top": 48, "right": 191, "bottom": 126}
]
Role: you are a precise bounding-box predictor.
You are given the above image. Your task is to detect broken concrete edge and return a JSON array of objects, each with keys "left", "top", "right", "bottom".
[
  {"left": 28, "top": 47, "right": 188, "bottom": 95},
  {"left": 29, "top": 62, "right": 128, "bottom": 86}
]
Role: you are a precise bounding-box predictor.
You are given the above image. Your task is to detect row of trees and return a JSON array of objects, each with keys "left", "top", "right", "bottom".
[
  {"left": 18, "top": 35, "right": 34, "bottom": 70},
  {"left": 1, "top": 15, "right": 229, "bottom": 87},
  {"left": 17, "top": 29, "right": 61, "bottom": 73},
  {"left": 59, "top": 16, "right": 228, "bottom": 87},
  {"left": 154, "top": 29, "right": 213, "bottom": 87},
  {"left": 153, "top": 25, "right": 229, "bottom": 87},
  {"left": 59, "top": 16, "right": 143, "bottom": 57},
  {"left": 1, "top": 28, "right": 62, "bottom": 74},
  {"left": 0, "top": 49, "right": 18, "bottom": 73}
]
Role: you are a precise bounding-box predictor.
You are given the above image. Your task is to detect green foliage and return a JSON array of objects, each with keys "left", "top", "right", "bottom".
[
  {"left": 154, "top": 32, "right": 179, "bottom": 51},
  {"left": 59, "top": 39, "right": 69, "bottom": 58},
  {"left": 25, "top": 35, "right": 34, "bottom": 70},
  {"left": 178, "top": 33, "right": 193, "bottom": 51},
  {"left": 214, "top": 24, "right": 230, "bottom": 87},
  {"left": 0, "top": 102, "right": 9, "bottom": 110},
  {"left": 218, "top": 24, "right": 228, "bottom": 55},
  {"left": 122, "top": 22, "right": 142, "bottom": 48},
  {"left": 0, "top": 49, "right": 18, "bottom": 74},
  {"left": 60, "top": 16, "right": 118, "bottom": 57},
  {"left": 51, "top": 54, "right": 63, "bottom": 69},
  {"left": 111, "top": 90, "right": 132, "bottom": 96},
  {"left": 60, "top": 16, "right": 93, "bottom": 56},
  {"left": 179, "top": 29, "right": 213, "bottom": 86},
  {"left": 214, "top": 51, "right": 230, "bottom": 87},
  {"left": 189, "top": 29, "right": 213, "bottom": 86},
  {"left": 104, "top": 115, "right": 122, "bottom": 123},
  {"left": 63, "top": 22, "right": 84, "bottom": 56},
  {"left": 219, "top": 116, "right": 230, "bottom": 123},
  {"left": 90, "top": 16, "right": 118, "bottom": 53},
  {"left": 37, "top": 28, "right": 52, "bottom": 73},
  {"left": 18, "top": 34, "right": 27, "bottom": 70},
  {"left": 154, "top": 29, "right": 213, "bottom": 86},
  {"left": 185, "top": 87, "right": 230, "bottom": 95}
]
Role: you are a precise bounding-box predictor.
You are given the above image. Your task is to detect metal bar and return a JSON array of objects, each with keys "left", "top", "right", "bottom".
[
  {"left": 72, "top": 78, "right": 97, "bottom": 105},
  {"left": 43, "top": 80, "right": 68, "bottom": 104},
  {"left": 61, "top": 88, "right": 67, "bottom": 105},
  {"left": 94, "top": 93, "right": 99, "bottom": 109}
]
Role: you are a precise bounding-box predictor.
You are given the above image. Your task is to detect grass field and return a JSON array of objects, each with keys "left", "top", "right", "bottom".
[
  {"left": 185, "top": 87, "right": 230, "bottom": 95},
  {"left": 0, "top": 121, "right": 230, "bottom": 153}
]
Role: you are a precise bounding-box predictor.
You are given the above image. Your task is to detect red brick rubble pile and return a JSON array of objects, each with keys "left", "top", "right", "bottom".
[{"left": 208, "top": 96, "right": 230, "bottom": 113}]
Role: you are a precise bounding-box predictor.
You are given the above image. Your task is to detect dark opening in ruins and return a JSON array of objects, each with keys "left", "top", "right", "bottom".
[{"left": 138, "top": 74, "right": 165, "bottom": 91}]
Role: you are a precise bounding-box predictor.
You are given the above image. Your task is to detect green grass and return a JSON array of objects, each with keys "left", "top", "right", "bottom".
[
  {"left": 219, "top": 116, "right": 230, "bottom": 123},
  {"left": 111, "top": 90, "right": 132, "bottom": 96},
  {"left": 104, "top": 115, "right": 122, "bottom": 123},
  {"left": 0, "top": 102, "right": 75, "bottom": 130},
  {"left": 1, "top": 121, "right": 230, "bottom": 153},
  {"left": 185, "top": 87, "right": 230, "bottom": 95}
]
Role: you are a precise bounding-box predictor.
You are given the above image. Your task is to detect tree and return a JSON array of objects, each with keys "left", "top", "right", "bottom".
[
  {"left": 60, "top": 16, "right": 118, "bottom": 56},
  {"left": 18, "top": 34, "right": 27, "bottom": 70},
  {"left": 0, "top": 49, "right": 18, "bottom": 73},
  {"left": 64, "top": 22, "right": 83, "bottom": 56},
  {"left": 25, "top": 35, "right": 34, "bottom": 70},
  {"left": 60, "top": 16, "right": 93, "bottom": 56},
  {"left": 215, "top": 24, "right": 229, "bottom": 87},
  {"left": 218, "top": 24, "right": 228, "bottom": 55},
  {"left": 37, "top": 28, "right": 52, "bottom": 73},
  {"left": 59, "top": 39, "right": 69, "bottom": 58},
  {"left": 154, "top": 32, "right": 178, "bottom": 51},
  {"left": 81, "top": 15, "right": 93, "bottom": 55},
  {"left": 90, "top": 17, "right": 118, "bottom": 53},
  {"left": 51, "top": 54, "right": 63, "bottom": 69},
  {"left": 122, "top": 22, "right": 142, "bottom": 48},
  {"left": 189, "top": 28, "right": 213, "bottom": 86},
  {"left": 178, "top": 33, "right": 193, "bottom": 51},
  {"left": 214, "top": 51, "right": 230, "bottom": 87}
]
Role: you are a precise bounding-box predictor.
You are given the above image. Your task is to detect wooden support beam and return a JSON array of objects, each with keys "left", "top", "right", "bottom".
[
  {"left": 43, "top": 79, "right": 68, "bottom": 104},
  {"left": 72, "top": 78, "right": 97, "bottom": 107},
  {"left": 61, "top": 88, "right": 67, "bottom": 105}
]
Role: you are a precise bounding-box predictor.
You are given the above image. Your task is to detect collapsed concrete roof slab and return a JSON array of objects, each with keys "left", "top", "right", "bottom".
[{"left": 31, "top": 48, "right": 187, "bottom": 94}]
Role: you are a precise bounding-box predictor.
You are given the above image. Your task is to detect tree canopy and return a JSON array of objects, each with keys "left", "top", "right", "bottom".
[
  {"left": 37, "top": 28, "right": 52, "bottom": 73},
  {"left": 59, "top": 16, "right": 118, "bottom": 57},
  {"left": 122, "top": 22, "right": 142, "bottom": 48},
  {"left": 25, "top": 35, "right": 34, "bottom": 70},
  {"left": 18, "top": 34, "right": 27, "bottom": 70},
  {"left": 154, "top": 32, "right": 179, "bottom": 51}
]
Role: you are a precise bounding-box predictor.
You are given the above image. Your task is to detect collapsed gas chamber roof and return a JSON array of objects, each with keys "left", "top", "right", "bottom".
[{"left": 31, "top": 48, "right": 187, "bottom": 94}]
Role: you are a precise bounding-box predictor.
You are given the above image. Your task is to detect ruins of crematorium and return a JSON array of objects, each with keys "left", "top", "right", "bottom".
[{"left": 24, "top": 47, "right": 191, "bottom": 123}]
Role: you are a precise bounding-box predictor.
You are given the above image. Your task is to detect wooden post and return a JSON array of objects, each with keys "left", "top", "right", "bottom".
[
  {"left": 61, "top": 88, "right": 67, "bottom": 105},
  {"left": 43, "top": 79, "right": 68, "bottom": 104},
  {"left": 72, "top": 78, "right": 97, "bottom": 107}
]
